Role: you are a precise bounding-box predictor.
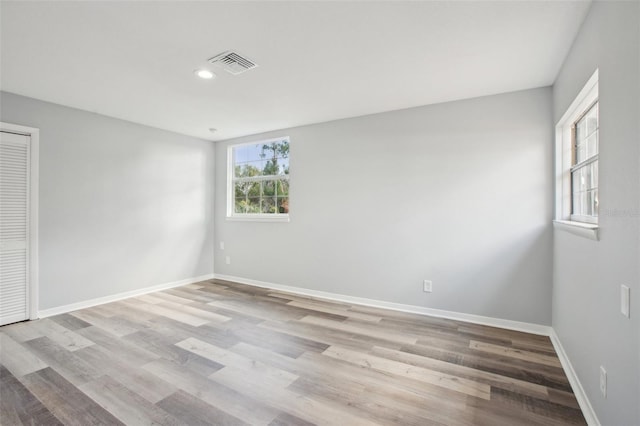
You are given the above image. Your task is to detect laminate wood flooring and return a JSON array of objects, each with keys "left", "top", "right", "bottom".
[{"left": 0, "top": 279, "right": 586, "bottom": 425}]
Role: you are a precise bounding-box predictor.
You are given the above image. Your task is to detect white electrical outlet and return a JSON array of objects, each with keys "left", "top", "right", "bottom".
[
  {"left": 225, "top": 256, "right": 231, "bottom": 265},
  {"left": 220, "top": 241, "right": 225, "bottom": 250},
  {"left": 423, "top": 280, "right": 432, "bottom": 293},
  {"left": 621, "top": 285, "right": 630, "bottom": 318},
  {"left": 600, "top": 366, "right": 607, "bottom": 398}
]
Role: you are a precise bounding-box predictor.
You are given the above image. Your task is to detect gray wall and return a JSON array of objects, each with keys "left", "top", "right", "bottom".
[
  {"left": 1, "top": 92, "right": 215, "bottom": 311},
  {"left": 215, "top": 87, "right": 554, "bottom": 325},
  {"left": 552, "top": 2, "right": 639, "bottom": 425}
]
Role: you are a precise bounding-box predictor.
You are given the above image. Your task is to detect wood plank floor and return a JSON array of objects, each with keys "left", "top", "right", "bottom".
[{"left": 0, "top": 279, "right": 586, "bottom": 426}]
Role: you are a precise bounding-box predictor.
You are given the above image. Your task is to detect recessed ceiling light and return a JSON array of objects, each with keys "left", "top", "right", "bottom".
[{"left": 194, "top": 69, "right": 215, "bottom": 79}]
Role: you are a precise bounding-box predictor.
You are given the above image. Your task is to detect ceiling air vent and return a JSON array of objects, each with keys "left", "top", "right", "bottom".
[{"left": 208, "top": 51, "right": 258, "bottom": 75}]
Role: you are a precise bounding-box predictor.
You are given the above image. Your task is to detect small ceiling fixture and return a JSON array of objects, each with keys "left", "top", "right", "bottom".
[
  {"left": 208, "top": 128, "right": 217, "bottom": 133},
  {"left": 194, "top": 69, "right": 215, "bottom": 79}
]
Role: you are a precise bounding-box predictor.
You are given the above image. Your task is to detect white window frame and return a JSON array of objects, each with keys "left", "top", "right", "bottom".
[
  {"left": 553, "top": 69, "right": 599, "bottom": 240},
  {"left": 226, "top": 136, "right": 290, "bottom": 223},
  {"left": 570, "top": 101, "right": 599, "bottom": 224}
]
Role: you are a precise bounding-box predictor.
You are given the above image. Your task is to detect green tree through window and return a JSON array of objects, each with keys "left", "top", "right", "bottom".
[{"left": 230, "top": 138, "right": 289, "bottom": 216}]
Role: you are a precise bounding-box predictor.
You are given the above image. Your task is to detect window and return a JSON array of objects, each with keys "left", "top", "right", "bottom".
[
  {"left": 554, "top": 69, "right": 599, "bottom": 239},
  {"left": 227, "top": 137, "right": 290, "bottom": 222},
  {"left": 571, "top": 101, "right": 599, "bottom": 222}
]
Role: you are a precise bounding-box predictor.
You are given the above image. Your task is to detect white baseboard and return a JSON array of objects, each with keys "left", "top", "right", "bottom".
[
  {"left": 550, "top": 329, "right": 600, "bottom": 426},
  {"left": 37, "top": 273, "right": 214, "bottom": 318},
  {"left": 213, "top": 273, "right": 552, "bottom": 336}
]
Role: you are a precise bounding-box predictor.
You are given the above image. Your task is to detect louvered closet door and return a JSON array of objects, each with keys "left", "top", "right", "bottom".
[{"left": 0, "top": 131, "right": 30, "bottom": 326}]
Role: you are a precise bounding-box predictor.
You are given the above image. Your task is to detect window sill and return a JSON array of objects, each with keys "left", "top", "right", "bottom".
[
  {"left": 226, "top": 214, "right": 290, "bottom": 223},
  {"left": 553, "top": 220, "right": 599, "bottom": 241}
]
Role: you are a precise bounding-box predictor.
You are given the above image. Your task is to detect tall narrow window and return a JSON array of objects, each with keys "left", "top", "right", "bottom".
[
  {"left": 554, "top": 69, "right": 599, "bottom": 239},
  {"left": 571, "top": 101, "right": 599, "bottom": 222},
  {"left": 227, "top": 137, "right": 290, "bottom": 222}
]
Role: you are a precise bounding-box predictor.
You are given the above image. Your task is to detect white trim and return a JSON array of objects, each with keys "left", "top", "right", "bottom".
[
  {"left": 29, "top": 129, "right": 39, "bottom": 320},
  {"left": 228, "top": 136, "right": 289, "bottom": 150},
  {"left": 213, "top": 273, "right": 551, "bottom": 336},
  {"left": 553, "top": 220, "right": 599, "bottom": 241},
  {"left": 37, "top": 273, "right": 214, "bottom": 318},
  {"left": 550, "top": 329, "right": 600, "bottom": 426},
  {"left": 569, "top": 214, "right": 598, "bottom": 225},
  {"left": 227, "top": 143, "right": 233, "bottom": 216},
  {"left": 0, "top": 122, "right": 40, "bottom": 321},
  {"left": 234, "top": 175, "right": 290, "bottom": 184},
  {"left": 226, "top": 214, "right": 290, "bottom": 223}
]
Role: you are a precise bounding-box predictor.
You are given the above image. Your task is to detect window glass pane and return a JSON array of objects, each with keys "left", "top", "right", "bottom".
[
  {"left": 277, "top": 197, "right": 289, "bottom": 214},
  {"left": 572, "top": 191, "right": 584, "bottom": 216},
  {"left": 245, "top": 197, "right": 261, "bottom": 213},
  {"left": 234, "top": 181, "right": 259, "bottom": 200},
  {"left": 249, "top": 181, "right": 261, "bottom": 197},
  {"left": 585, "top": 190, "right": 594, "bottom": 216},
  {"left": 586, "top": 104, "right": 598, "bottom": 135},
  {"left": 572, "top": 167, "right": 585, "bottom": 193},
  {"left": 589, "top": 160, "right": 598, "bottom": 217},
  {"left": 576, "top": 162, "right": 597, "bottom": 185},
  {"left": 233, "top": 141, "right": 290, "bottom": 178},
  {"left": 584, "top": 164, "right": 592, "bottom": 191},
  {"left": 261, "top": 196, "right": 277, "bottom": 214},
  {"left": 260, "top": 141, "right": 289, "bottom": 176},
  {"left": 575, "top": 141, "right": 587, "bottom": 163},
  {"left": 234, "top": 182, "right": 243, "bottom": 199},
  {"left": 583, "top": 189, "right": 598, "bottom": 217},
  {"left": 572, "top": 169, "right": 579, "bottom": 194},
  {"left": 571, "top": 160, "right": 599, "bottom": 219},
  {"left": 235, "top": 144, "right": 264, "bottom": 166},
  {"left": 279, "top": 157, "right": 290, "bottom": 175},
  {"left": 277, "top": 179, "right": 289, "bottom": 197},
  {"left": 234, "top": 199, "right": 246, "bottom": 213},
  {"left": 576, "top": 118, "right": 587, "bottom": 142},
  {"left": 263, "top": 180, "right": 276, "bottom": 197},
  {"left": 235, "top": 160, "right": 264, "bottom": 178},
  {"left": 234, "top": 145, "right": 247, "bottom": 165},
  {"left": 575, "top": 102, "right": 598, "bottom": 165},
  {"left": 243, "top": 144, "right": 264, "bottom": 163},
  {"left": 586, "top": 133, "right": 598, "bottom": 158},
  {"left": 572, "top": 167, "right": 587, "bottom": 216},
  {"left": 234, "top": 193, "right": 260, "bottom": 213}
]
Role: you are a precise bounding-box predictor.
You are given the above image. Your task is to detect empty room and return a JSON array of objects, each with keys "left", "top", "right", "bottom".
[{"left": 0, "top": 1, "right": 638, "bottom": 425}]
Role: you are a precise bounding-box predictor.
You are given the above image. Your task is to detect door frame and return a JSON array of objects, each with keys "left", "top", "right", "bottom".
[{"left": 1, "top": 122, "right": 39, "bottom": 320}]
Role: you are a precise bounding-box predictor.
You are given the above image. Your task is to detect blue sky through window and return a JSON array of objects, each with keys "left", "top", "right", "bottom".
[{"left": 233, "top": 141, "right": 289, "bottom": 176}]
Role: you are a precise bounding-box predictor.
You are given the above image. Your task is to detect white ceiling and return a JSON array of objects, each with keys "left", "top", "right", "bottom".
[{"left": 1, "top": 1, "right": 590, "bottom": 141}]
